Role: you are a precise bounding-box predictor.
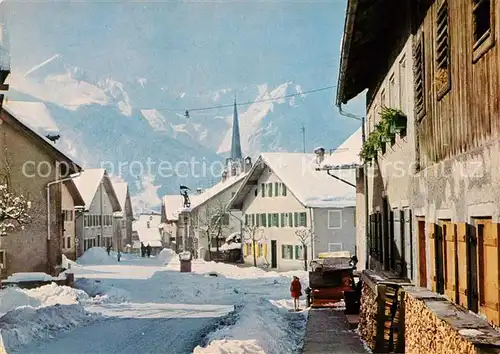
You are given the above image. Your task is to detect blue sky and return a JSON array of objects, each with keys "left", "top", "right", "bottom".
[{"left": 6, "top": 0, "right": 359, "bottom": 104}]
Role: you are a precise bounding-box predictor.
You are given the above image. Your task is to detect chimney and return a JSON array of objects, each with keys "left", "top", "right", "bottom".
[
  {"left": 244, "top": 156, "right": 252, "bottom": 173},
  {"left": 314, "top": 147, "right": 325, "bottom": 164}
]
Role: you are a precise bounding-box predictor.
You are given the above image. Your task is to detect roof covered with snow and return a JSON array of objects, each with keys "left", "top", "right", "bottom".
[
  {"left": 72, "top": 169, "right": 121, "bottom": 212},
  {"left": 321, "top": 127, "right": 362, "bottom": 168},
  {"left": 162, "top": 195, "right": 184, "bottom": 221},
  {"left": 132, "top": 213, "right": 163, "bottom": 246},
  {"left": 2, "top": 101, "right": 81, "bottom": 172},
  {"left": 111, "top": 181, "right": 129, "bottom": 217},
  {"left": 190, "top": 172, "right": 247, "bottom": 210},
  {"left": 228, "top": 152, "right": 356, "bottom": 209}
]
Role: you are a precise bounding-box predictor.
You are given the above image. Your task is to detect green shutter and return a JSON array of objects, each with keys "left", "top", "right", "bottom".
[
  {"left": 280, "top": 213, "right": 285, "bottom": 227},
  {"left": 261, "top": 184, "right": 265, "bottom": 197},
  {"left": 256, "top": 214, "right": 261, "bottom": 227},
  {"left": 245, "top": 215, "right": 248, "bottom": 225},
  {"left": 294, "top": 212, "right": 298, "bottom": 227},
  {"left": 275, "top": 182, "right": 279, "bottom": 196},
  {"left": 252, "top": 214, "right": 255, "bottom": 226},
  {"left": 283, "top": 185, "right": 287, "bottom": 196},
  {"left": 288, "top": 213, "right": 293, "bottom": 227},
  {"left": 262, "top": 214, "right": 267, "bottom": 227},
  {"left": 267, "top": 183, "right": 272, "bottom": 197}
]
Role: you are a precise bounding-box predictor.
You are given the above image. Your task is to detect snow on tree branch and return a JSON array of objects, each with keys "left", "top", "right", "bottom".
[
  {"left": 295, "top": 227, "right": 315, "bottom": 245},
  {"left": 0, "top": 184, "right": 32, "bottom": 236}
]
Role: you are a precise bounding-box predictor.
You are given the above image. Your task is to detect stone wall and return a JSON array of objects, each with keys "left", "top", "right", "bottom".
[
  {"left": 358, "top": 281, "right": 377, "bottom": 349},
  {"left": 405, "top": 287, "right": 500, "bottom": 354}
]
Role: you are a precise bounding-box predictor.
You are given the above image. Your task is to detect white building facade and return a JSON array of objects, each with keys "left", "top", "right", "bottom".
[{"left": 229, "top": 152, "right": 357, "bottom": 271}]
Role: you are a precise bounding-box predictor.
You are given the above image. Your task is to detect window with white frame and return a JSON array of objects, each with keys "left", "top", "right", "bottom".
[
  {"left": 295, "top": 245, "right": 304, "bottom": 260},
  {"left": 281, "top": 245, "right": 294, "bottom": 259},
  {"left": 328, "top": 210, "right": 343, "bottom": 229},
  {"left": 328, "top": 243, "right": 343, "bottom": 252}
]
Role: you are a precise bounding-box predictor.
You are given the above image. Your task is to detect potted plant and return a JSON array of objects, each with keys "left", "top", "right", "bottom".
[{"left": 380, "top": 106, "right": 407, "bottom": 137}]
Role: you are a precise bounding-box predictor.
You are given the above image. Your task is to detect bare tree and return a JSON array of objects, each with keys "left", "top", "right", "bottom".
[
  {"left": 243, "top": 224, "right": 265, "bottom": 267},
  {"left": 193, "top": 200, "right": 231, "bottom": 260},
  {"left": 295, "top": 227, "right": 316, "bottom": 271}
]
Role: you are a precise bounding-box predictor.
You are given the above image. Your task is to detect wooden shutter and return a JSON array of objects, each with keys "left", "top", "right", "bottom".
[
  {"left": 444, "top": 221, "right": 457, "bottom": 302},
  {"left": 429, "top": 223, "right": 437, "bottom": 292},
  {"left": 477, "top": 219, "right": 500, "bottom": 325},
  {"left": 457, "top": 223, "right": 468, "bottom": 307}
]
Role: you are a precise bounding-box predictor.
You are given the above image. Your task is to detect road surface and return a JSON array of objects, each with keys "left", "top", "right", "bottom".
[{"left": 12, "top": 303, "right": 233, "bottom": 354}]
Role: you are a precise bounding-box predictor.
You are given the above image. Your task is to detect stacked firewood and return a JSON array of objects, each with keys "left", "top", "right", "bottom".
[
  {"left": 358, "top": 282, "right": 377, "bottom": 350},
  {"left": 404, "top": 294, "right": 476, "bottom": 354}
]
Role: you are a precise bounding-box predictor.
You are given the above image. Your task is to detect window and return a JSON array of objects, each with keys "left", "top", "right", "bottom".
[
  {"left": 258, "top": 243, "right": 264, "bottom": 257},
  {"left": 473, "top": 0, "right": 494, "bottom": 61},
  {"left": 251, "top": 214, "right": 255, "bottom": 226},
  {"left": 261, "top": 184, "right": 265, "bottom": 197},
  {"left": 288, "top": 212, "right": 293, "bottom": 227},
  {"left": 254, "top": 188, "right": 258, "bottom": 197},
  {"left": 280, "top": 213, "right": 285, "bottom": 227},
  {"left": 67, "top": 236, "right": 71, "bottom": 249},
  {"left": 272, "top": 213, "right": 279, "bottom": 227},
  {"left": 281, "top": 244, "right": 294, "bottom": 259},
  {"left": 267, "top": 183, "right": 273, "bottom": 197},
  {"left": 328, "top": 243, "right": 343, "bottom": 252},
  {"left": 399, "top": 56, "right": 407, "bottom": 115},
  {"left": 328, "top": 210, "right": 343, "bottom": 229},
  {"left": 261, "top": 214, "right": 267, "bottom": 227},
  {"left": 275, "top": 182, "right": 279, "bottom": 197},
  {"left": 98, "top": 215, "right": 102, "bottom": 226},
  {"left": 389, "top": 73, "right": 396, "bottom": 107},
  {"left": 282, "top": 184, "right": 287, "bottom": 196},
  {"left": 84, "top": 215, "right": 88, "bottom": 228},
  {"left": 256, "top": 214, "right": 261, "bottom": 227},
  {"left": 436, "top": 0, "right": 451, "bottom": 99},
  {"left": 295, "top": 245, "right": 304, "bottom": 260},
  {"left": 294, "top": 212, "right": 298, "bottom": 227},
  {"left": 380, "top": 89, "right": 386, "bottom": 108},
  {"left": 413, "top": 31, "right": 426, "bottom": 121},
  {"left": 299, "top": 212, "right": 307, "bottom": 227},
  {"left": 245, "top": 215, "right": 249, "bottom": 225},
  {"left": 147, "top": 221, "right": 150, "bottom": 228}
]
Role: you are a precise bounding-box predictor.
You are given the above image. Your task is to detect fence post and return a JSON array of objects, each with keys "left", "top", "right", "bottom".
[{"left": 375, "top": 284, "right": 387, "bottom": 352}]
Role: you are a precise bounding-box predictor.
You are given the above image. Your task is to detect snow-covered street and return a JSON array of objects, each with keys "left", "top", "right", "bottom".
[{"left": 0, "top": 248, "right": 309, "bottom": 354}]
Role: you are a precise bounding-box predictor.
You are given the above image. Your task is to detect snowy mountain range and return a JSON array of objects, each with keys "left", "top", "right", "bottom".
[
  {"left": 6, "top": 54, "right": 361, "bottom": 212},
  {"left": 3, "top": 1, "right": 363, "bottom": 212}
]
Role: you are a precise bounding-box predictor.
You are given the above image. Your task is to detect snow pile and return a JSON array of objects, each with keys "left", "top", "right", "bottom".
[
  {"left": 0, "top": 287, "right": 41, "bottom": 315},
  {"left": 157, "top": 248, "right": 175, "bottom": 264},
  {"left": 77, "top": 247, "right": 118, "bottom": 265},
  {"left": 179, "top": 251, "right": 192, "bottom": 261},
  {"left": 3, "top": 272, "right": 63, "bottom": 283},
  {"left": 0, "top": 283, "right": 90, "bottom": 316},
  {"left": 26, "top": 283, "right": 90, "bottom": 307},
  {"left": 194, "top": 298, "right": 308, "bottom": 354},
  {"left": 0, "top": 304, "right": 101, "bottom": 351},
  {"left": 75, "top": 278, "right": 131, "bottom": 304}
]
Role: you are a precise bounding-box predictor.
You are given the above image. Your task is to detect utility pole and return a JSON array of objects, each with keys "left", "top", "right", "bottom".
[{"left": 300, "top": 126, "right": 306, "bottom": 153}]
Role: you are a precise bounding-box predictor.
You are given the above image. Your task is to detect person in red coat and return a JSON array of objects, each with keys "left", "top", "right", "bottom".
[{"left": 290, "top": 276, "right": 302, "bottom": 311}]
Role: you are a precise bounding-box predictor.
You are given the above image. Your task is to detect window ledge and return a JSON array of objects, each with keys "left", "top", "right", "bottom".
[{"left": 473, "top": 32, "right": 495, "bottom": 63}]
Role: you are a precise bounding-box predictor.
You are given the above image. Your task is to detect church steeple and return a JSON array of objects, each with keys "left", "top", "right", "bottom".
[{"left": 230, "top": 98, "right": 242, "bottom": 160}]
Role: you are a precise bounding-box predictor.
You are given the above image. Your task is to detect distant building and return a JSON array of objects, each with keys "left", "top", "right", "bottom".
[
  {"left": 72, "top": 169, "right": 121, "bottom": 257},
  {"left": 132, "top": 212, "right": 163, "bottom": 255},
  {"left": 111, "top": 180, "right": 133, "bottom": 252}
]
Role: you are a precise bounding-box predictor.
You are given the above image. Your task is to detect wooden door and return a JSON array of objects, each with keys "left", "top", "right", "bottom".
[
  {"left": 466, "top": 224, "right": 479, "bottom": 313},
  {"left": 271, "top": 240, "right": 277, "bottom": 269},
  {"left": 475, "top": 218, "right": 499, "bottom": 325},
  {"left": 457, "top": 223, "right": 468, "bottom": 307},
  {"left": 440, "top": 220, "right": 457, "bottom": 302},
  {"left": 418, "top": 219, "right": 427, "bottom": 288}
]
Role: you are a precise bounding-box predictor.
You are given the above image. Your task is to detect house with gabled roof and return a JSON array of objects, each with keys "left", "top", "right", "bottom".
[
  {"left": 111, "top": 179, "right": 133, "bottom": 252},
  {"left": 160, "top": 195, "right": 183, "bottom": 250},
  {"left": 228, "top": 152, "right": 356, "bottom": 271},
  {"left": 132, "top": 212, "right": 163, "bottom": 255},
  {"left": 72, "top": 168, "right": 121, "bottom": 257},
  {"left": 0, "top": 101, "right": 84, "bottom": 276}
]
